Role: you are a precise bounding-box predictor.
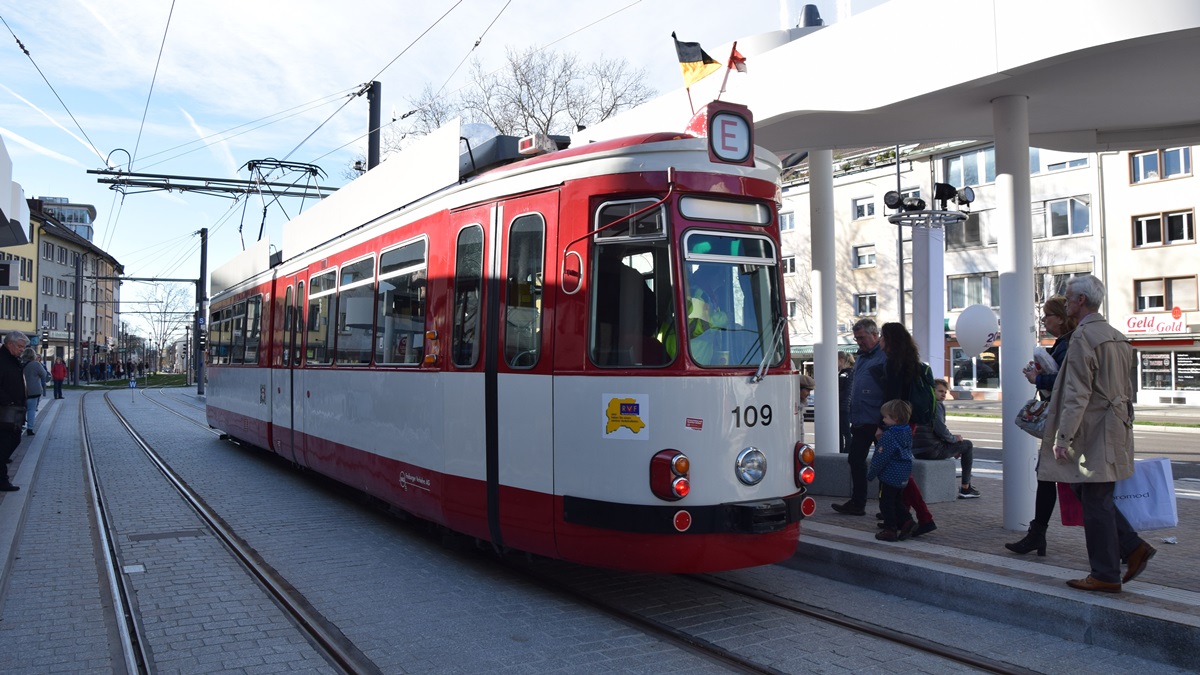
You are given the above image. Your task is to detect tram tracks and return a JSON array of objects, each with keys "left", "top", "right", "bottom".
[
  {"left": 85, "top": 390, "right": 379, "bottom": 674},
  {"left": 507, "top": 555, "right": 1035, "bottom": 675}
]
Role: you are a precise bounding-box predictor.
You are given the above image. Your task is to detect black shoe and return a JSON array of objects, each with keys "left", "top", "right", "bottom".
[
  {"left": 1005, "top": 521, "right": 1047, "bottom": 556},
  {"left": 831, "top": 500, "right": 866, "bottom": 516},
  {"left": 897, "top": 520, "right": 916, "bottom": 541},
  {"left": 911, "top": 521, "right": 937, "bottom": 537},
  {"left": 25, "top": 429, "right": 34, "bottom": 436},
  {"left": 875, "top": 512, "right": 884, "bottom": 519},
  {"left": 0, "top": 483, "right": 18, "bottom": 492}
]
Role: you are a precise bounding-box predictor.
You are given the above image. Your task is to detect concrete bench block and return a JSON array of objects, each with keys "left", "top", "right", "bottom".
[{"left": 808, "top": 454, "right": 959, "bottom": 504}]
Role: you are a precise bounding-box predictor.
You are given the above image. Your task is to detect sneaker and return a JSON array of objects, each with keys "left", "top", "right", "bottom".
[
  {"left": 831, "top": 501, "right": 866, "bottom": 516},
  {"left": 911, "top": 521, "right": 938, "bottom": 537},
  {"left": 958, "top": 486, "right": 981, "bottom": 499},
  {"left": 875, "top": 529, "right": 899, "bottom": 542}
]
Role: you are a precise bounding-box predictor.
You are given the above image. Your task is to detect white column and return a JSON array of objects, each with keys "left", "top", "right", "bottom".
[
  {"left": 911, "top": 226, "right": 946, "bottom": 379},
  {"left": 810, "top": 150, "right": 838, "bottom": 454},
  {"left": 993, "top": 95, "right": 1037, "bottom": 530}
]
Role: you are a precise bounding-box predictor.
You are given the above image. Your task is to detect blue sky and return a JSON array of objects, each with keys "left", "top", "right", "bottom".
[{"left": 1, "top": 0, "right": 883, "bottom": 281}]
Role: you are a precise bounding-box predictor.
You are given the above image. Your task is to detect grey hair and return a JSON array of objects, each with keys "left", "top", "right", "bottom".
[
  {"left": 1066, "top": 274, "right": 1105, "bottom": 311},
  {"left": 852, "top": 318, "right": 879, "bottom": 335},
  {"left": 3, "top": 331, "right": 29, "bottom": 347}
]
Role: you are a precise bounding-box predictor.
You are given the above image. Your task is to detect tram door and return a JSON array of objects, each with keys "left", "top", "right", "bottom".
[
  {"left": 271, "top": 273, "right": 305, "bottom": 464},
  {"left": 484, "top": 192, "right": 558, "bottom": 552}
]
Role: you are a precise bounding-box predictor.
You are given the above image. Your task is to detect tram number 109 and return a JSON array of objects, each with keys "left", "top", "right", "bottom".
[{"left": 730, "top": 405, "right": 773, "bottom": 428}]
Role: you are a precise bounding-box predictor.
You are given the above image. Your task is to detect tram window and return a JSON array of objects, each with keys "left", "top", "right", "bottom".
[
  {"left": 452, "top": 225, "right": 483, "bottom": 368},
  {"left": 681, "top": 231, "right": 785, "bottom": 368},
  {"left": 590, "top": 240, "right": 674, "bottom": 367},
  {"left": 230, "top": 301, "right": 247, "bottom": 364},
  {"left": 595, "top": 199, "right": 666, "bottom": 240},
  {"left": 209, "top": 310, "right": 220, "bottom": 363},
  {"left": 282, "top": 287, "right": 293, "bottom": 367},
  {"left": 293, "top": 281, "right": 304, "bottom": 366},
  {"left": 505, "top": 215, "right": 545, "bottom": 368},
  {"left": 307, "top": 270, "right": 337, "bottom": 365},
  {"left": 336, "top": 257, "right": 375, "bottom": 365},
  {"left": 218, "top": 307, "right": 233, "bottom": 365},
  {"left": 376, "top": 240, "right": 427, "bottom": 365},
  {"left": 244, "top": 295, "right": 262, "bottom": 364}
]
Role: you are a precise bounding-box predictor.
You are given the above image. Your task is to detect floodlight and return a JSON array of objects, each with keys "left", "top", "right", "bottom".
[
  {"left": 932, "top": 182, "right": 958, "bottom": 203},
  {"left": 884, "top": 191, "right": 903, "bottom": 209},
  {"left": 955, "top": 186, "right": 975, "bottom": 206}
]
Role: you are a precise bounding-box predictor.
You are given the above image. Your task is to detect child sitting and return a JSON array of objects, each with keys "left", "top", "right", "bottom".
[{"left": 869, "top": 399, "right": 916, "bottom": 541}]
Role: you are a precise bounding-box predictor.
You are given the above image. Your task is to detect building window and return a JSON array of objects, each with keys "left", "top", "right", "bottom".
[
  {"left": 855, "top": 293, "right": 877, "bottom": 316},
  {"left": 852, "top": 197, "right": 875, "bottom": 220},
  {"left": 781, "top": 256, "right": 796, "bottom": 274},
  {"left": 57, "top": 246, "right": 67, "bottom": 264},
  {"left": 787, "top": 300, "right": 797, "bottom": 318},
  {"left": 1029, "top": 148, "right": 1088, "bottom": 174},
  {"left": 1044, "top": 197, "right": 1091, "bottom": 237},
  {"left": 42, "top": 242, "right": 53, "bottom": 260},
  {"left": 57, "top": 280, "right": 67, "bottom": 297},
  {"left": 853, "top": 244, "right": 876, "bottom": 268},
  {"left": 945, "top": 212, "right": 984, "bottom": 250},
  {"left": 945, "top": 146, "right": 996, "bottom": 187},
  {"left": 948, "top": 273, "right": 1000, "bottom": 310},
  {"left": 779, "top": 212, "right": 795, "bottom": 231},
  {"left": 41, "top": 276, "right": 52, "bottom": 295},
  {"left": 1135, "top": 276, "right": 1198, "bottom": 312},
  {"left": 1132, "top": 147, "right": 1192, "bottom": 183},
  {"left": 1133, "top": 210, "right": 1195, "bottom": 248}
]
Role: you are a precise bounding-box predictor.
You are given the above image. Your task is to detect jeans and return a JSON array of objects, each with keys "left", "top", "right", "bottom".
[
  {"left": 53, "top": 379, "right": 63, "bottom": 398},
  {"left": 25, "top": 396, "right": 38, "bottom": 430}
]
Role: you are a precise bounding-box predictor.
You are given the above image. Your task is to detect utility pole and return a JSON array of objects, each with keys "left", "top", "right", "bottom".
[
  {"left": 196, "top": 228, "right": 208, "bottom": 395},
  {"left": 368, "top": 81, "right": 382, "bottom": 170}
]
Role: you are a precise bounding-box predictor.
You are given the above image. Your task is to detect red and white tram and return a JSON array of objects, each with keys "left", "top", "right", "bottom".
[{"left": 206, "top": 102, "right": 817, "bottom": 573}]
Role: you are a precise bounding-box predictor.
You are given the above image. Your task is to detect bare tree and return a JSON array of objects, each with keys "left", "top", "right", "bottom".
[{"left": 130, "top": 284, "right": 193, "bottom": 373}]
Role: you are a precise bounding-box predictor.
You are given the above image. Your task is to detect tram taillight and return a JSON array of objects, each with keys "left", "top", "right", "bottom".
[
  {"left": 650, "top": 449, "right": 690, "bottom": 501},
  {"left": 795, "top": 442, "right": 815, "bottom": 488}
]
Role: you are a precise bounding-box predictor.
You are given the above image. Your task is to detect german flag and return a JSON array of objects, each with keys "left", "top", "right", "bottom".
[{"left": 672, "top": 32, "right": 721, "bottom": 89}]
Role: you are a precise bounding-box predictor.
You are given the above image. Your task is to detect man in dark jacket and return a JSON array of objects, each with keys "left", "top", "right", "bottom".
[
  {"left": 0, "top": 331, "right": 30, "bottom": 491},
  {"left": 832, "top": 319, "right": 886, "bottom": 515}
]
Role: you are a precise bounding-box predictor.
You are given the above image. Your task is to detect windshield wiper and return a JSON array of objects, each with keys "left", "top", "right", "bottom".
[{"left": 752, "top": 316, "right": 786, "bottom": 383}]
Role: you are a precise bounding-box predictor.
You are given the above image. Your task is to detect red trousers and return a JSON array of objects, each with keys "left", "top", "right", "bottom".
[{"left": 902, "top": 478, "right": 933, "bottom": 524}]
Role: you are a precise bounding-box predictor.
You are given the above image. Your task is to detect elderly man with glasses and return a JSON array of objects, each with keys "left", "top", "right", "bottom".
[
  {"left": 1037, "top": 275, "right": 1154, "bottom": 592},
  {"left": 0, "top": 331, "right": 30, "bottom": 491}
]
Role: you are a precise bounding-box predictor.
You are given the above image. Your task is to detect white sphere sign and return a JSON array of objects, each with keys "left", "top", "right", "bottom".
[{"left": 955, "top": 304, "right": 999, "bottom": 356}]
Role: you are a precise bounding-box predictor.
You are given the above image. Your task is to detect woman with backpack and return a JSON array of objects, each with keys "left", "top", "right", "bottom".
[{"left": 871, "top": 322, "right": 938, "bottom": 537}]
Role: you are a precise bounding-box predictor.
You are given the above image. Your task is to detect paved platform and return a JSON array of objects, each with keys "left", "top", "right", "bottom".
[
  {"left": 2, "top": 394, "right": 1197, "bottom": 671},
  {"left": 792, "top": 456, "right": 1199, "bottom": 669}
]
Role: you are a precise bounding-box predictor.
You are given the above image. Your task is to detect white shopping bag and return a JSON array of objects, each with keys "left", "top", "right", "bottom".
[{"left": 1114, "top": 458, "right": 1178, "bottom": 531}]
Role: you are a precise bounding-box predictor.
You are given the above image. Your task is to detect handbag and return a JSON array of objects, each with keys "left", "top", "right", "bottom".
[
  {"left": 1057, "top": 482, "right": 1083, "bottom": 526},
  {"left": 0, "top": 404, "right": 24, "bottom": 428},
  {"left": 1114, "top": 458, "right": 1178, "bottom": 530},
  {"left": 1015, "top": 397, "right": 1050, "bottom": 439}
]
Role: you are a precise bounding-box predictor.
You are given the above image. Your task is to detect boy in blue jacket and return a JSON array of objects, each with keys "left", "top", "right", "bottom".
[{"left": 870, "top": 399, "right": 915, "bottom": 541}]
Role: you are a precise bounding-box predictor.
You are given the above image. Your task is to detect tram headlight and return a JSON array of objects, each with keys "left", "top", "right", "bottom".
[{"left": 734, "top": 447, "right": 766, "bottom": 486}]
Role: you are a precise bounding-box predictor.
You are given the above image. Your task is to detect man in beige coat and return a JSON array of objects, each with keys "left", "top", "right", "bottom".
[{"left": 1037, "top": 275, "right": 1155, "bottom": 593}]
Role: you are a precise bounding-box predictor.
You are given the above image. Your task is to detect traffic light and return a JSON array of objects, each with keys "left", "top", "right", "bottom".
[
  {"left": 93, "top": 344, "right": 99, "bottom": 355},
  {"left": 198, "top": 331, "right": 207, "bottom": 351},
  {"left": 41, "top": 330, "right": 49, "bottom": 344}
]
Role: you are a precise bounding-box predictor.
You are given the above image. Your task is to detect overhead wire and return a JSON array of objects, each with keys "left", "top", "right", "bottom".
[
  {"left": 0, "top": 12, "right": 109, "bottom": 167},
  {"left": 128, "top": 0, "right": 176, "bottom": 172},
  {"left": 309, "top": 0, "right": 648, "bottom": 165},
  {"left": 279, "top": 0, "right": 465, "bottom": 168}
]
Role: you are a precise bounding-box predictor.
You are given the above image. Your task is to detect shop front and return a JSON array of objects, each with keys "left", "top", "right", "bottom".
[{"left": 1125, "top": 312, "right": 1200, "bottom": 405}]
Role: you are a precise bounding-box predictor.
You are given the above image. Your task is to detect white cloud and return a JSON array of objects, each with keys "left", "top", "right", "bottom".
[{"left": 0, "top": 127, "right": 87, "bottom": 169}]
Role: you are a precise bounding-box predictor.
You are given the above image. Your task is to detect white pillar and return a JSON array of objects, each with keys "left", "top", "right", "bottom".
[
  {"left": 810, "top": 150, "right": 839, "bottom": 454},
  {"left": 911, "top": 226, "right": 946, "bottom": 379},
  {"left": 993, "top": 95, "right": 1037, "bottom": 530}
]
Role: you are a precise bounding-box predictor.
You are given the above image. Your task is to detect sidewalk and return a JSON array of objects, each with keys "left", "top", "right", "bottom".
[{"left": 791, "top": 468, "right": 1199, "bottom": 668}]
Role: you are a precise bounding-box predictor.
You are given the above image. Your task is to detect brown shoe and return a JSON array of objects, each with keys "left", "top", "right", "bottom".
[
  {"left": 1066, "top": 576, "right": 1121, "bottom": 593},
  {"left": 1123, "top": 542, "right": 1157, "bottom": 584},
  {"left": 875, "top": 529, "right": 899, "bottom": 542}
]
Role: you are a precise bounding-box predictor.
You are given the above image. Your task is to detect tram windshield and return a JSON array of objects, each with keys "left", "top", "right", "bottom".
[{"left": 681, "top": 231, "right": 785, "bottom": 368}]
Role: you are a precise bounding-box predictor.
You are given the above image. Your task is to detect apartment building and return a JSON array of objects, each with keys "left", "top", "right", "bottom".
[{"left": 780, "top": 144, "right": 1197, "bottom": 404}]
